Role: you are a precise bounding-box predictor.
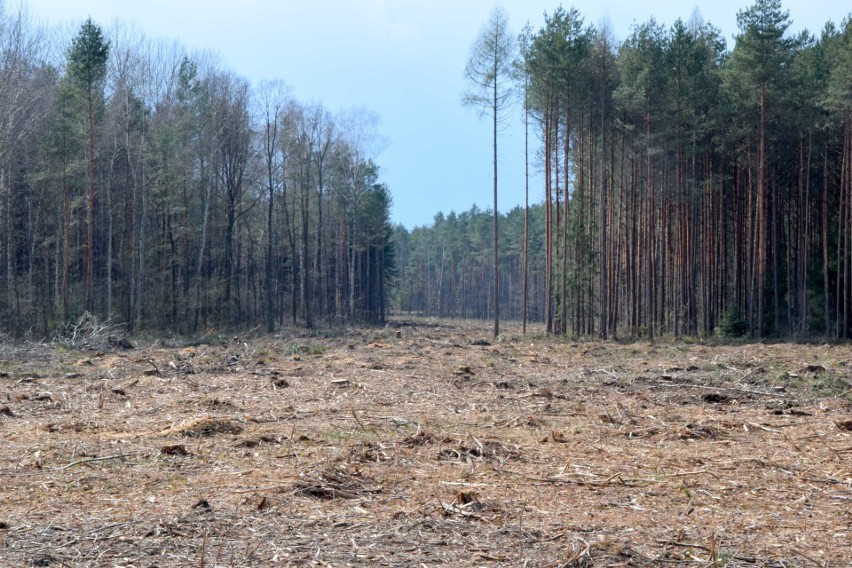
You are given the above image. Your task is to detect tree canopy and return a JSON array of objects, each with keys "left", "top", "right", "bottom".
[
  {"left": 393, "top": 1, "right": 852, "bottom": 340},
  {"left": 0, "top": 7, "right": 394, "bottom": 336},
  {"left": 0, "top": 1, "right": 850, "bottom": 342}
]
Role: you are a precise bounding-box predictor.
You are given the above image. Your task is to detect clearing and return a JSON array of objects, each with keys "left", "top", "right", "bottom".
[{"left": 0, "top": 319, "right": 850, "bottom": 567}]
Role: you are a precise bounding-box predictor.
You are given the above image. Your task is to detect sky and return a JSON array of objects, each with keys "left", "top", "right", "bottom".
[{"left": 21, "top": 0, "right": 850, "bottom": 229}]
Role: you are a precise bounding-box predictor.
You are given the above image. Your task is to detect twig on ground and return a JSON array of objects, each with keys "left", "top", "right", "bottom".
[
  {"left": 666, "top": 382, "right": 790, "bottom": 399},
  {"left": 58, "top": 453, "right": 137, "bottom": 471}
]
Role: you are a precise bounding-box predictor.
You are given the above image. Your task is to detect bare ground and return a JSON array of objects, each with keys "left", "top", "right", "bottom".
[{"left": 0, "top": 319, "right": 850, "bottom": 567}]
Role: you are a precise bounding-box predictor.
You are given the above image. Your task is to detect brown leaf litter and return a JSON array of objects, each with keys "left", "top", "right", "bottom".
[{"left": 0, "top": 318, "right": 850, "bottom": 566}]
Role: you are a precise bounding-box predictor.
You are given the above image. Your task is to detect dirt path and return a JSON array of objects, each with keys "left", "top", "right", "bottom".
[{"left": 1, "top": 319, "right": 850, "bottom": 566}]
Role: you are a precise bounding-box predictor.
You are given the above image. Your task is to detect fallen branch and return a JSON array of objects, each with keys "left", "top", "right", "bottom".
[
  {"left": 665, "top": 382, "right": 789, "bottom": 399},
  {"left": 656, "top": 540, "right": 712, "bottom": 553},
  {"left": 58, "top": 453, "right": 137, "bottom": 470}
]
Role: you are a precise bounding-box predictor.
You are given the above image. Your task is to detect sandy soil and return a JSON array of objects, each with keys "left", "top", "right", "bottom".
[{"left": 0, "top": 318, "right": 850, "bottom": 567}]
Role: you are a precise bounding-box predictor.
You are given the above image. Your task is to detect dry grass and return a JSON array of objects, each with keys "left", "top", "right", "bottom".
[{"left": 0, "top": 318, "right": 850, "bottom": 567}]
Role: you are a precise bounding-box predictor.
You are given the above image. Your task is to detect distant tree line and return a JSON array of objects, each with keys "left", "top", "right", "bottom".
[
  {"left": 0, "top": 5, "right": 393, "bottom": 337},
  {"left": 392, "top": 0, "right": 852, "bottom": 340},
  {"left": 392, "top": 205, "right": 546, "bottom": 322}
]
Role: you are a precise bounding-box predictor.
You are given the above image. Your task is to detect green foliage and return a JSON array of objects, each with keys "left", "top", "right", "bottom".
[
  {"left": 41, "top": 76, "right": 84, "bottom": 172},
  {"left": 282, "top": 342, "right": 325, "bottom": 357},
  {"left": 715, "top": 308, "right": 748, "bottom": 338},
  {"left": 615, "top": 18, "right": 667, "bottom": 117},
  {"left": 823, "top": 17, "right": 852, "bottom": 118},
  {"left": 525, "top": 5, "right": 591, "bottom": 109},
  {"left": 67, "top": 18, "right": 109, "bottom": 91}
]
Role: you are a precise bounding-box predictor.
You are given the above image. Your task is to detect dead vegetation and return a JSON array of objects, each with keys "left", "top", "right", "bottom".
[{"left": 0, "top": 318, "right": 850, "bottom": 566}]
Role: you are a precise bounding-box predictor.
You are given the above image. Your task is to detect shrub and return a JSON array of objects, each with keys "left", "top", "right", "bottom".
[{"left": 715, "top": 308, "right": 747, "bottom": 338}]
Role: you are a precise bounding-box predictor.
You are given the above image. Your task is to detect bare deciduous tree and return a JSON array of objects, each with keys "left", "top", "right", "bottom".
[{"left": 463, "top": 5, "right": 515, "bottom": 338}]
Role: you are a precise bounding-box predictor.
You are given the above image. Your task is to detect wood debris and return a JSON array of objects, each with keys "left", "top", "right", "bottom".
[{"left": 0, "top": 319, "right": 849, "bottom": 566}]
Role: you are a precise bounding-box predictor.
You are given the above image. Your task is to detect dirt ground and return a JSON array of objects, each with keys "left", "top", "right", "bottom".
[{"left": 0, "top": 318, "right": 850, "bottom": 567}]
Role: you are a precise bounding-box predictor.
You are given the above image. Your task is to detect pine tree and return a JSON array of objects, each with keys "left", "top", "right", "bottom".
[{"left": 67, "top": 18, "right": 109, "bottom": 313}]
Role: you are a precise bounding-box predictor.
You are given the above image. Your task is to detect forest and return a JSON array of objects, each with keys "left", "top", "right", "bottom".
[
  {"left": 0, "top": 0, "right": 850, "bottom": 341},
  {"left": 394, "top": 0, "right": 852, "bottom": 340},
  {"left": 0, "top": 5, "right": 394, "bottom": 337},
  {"left": 1, "top": 3, "right": 851, "bottom": 564}
]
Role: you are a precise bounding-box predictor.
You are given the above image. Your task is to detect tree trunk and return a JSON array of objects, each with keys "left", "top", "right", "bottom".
[
  {"left": 522, "top": 84, "right": 529, "bottom": 335},
  {"left": 757, "top": 86, "right": 766, "bottom": 338},
  {"left": 85, "top": 83, "right": 95, "bottom": 313},
  {"left": 544, "top": 96, "right": 553, "bottom": 334},
  {"left": 491, "top": 54, "right": 499, "bottom": 338},
  {"left": 646, "top": 105, "right": 655, "bottom": 341}
]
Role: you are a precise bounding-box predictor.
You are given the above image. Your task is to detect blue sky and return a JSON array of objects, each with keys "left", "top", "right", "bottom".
[{"left": 23, "top": 0, "right": 850, "bottom": 229}]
